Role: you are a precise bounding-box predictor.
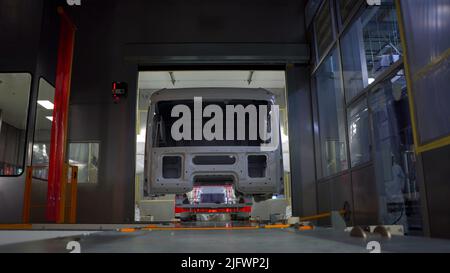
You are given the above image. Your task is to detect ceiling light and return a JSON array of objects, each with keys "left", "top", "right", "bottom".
[
  {"left": 38, "top": 100, "right": 54, "bottom": 110},
  {"left": 46, "top": 116, "right": 53, "bottom": 122}
]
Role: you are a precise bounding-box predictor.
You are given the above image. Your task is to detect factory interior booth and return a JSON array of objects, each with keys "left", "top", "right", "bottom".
[{"left": 0, "top": 0, "right": 450, "bottom": 255}]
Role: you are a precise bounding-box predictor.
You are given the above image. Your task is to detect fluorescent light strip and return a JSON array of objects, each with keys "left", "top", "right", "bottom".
[{"left": 37, "top": 100, "right": 54, "bottom": 110}]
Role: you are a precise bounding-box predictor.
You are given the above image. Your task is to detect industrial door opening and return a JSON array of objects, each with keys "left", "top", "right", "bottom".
[{"left": 134, "top": 70, "right": 291, "bottom": 223}]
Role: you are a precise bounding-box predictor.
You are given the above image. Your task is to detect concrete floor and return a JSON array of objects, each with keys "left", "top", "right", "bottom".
[{"left": 1, "top": 228, "right": 450, "bottom": 253}]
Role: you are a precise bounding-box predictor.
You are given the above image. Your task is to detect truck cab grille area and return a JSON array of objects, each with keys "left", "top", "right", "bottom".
[
  {"left": 162, "top": 156, "right": 182, "bottom": 179},
  {"left": 193, "top": 155, "right": 236, "bottom": 165},
  {"left": 248, "top": 155, "right": 267, "bottom": 178}
]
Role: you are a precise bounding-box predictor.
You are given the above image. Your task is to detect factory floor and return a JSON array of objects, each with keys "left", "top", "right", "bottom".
[{"left": 1, "top": 225, "right": 450, "bottom": 253}]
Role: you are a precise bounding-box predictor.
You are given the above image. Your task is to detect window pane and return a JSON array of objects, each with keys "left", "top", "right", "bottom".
[
  {"left": 0, "top": 73, "right": 31, "bottom": 176},
  {"left": 339, "top": 0, "right": 361, "bottom": 23},
  {"left": 414, "top": 64, "right": 450, "bottom": 143},
  {"left": 400, "top": 0, "right": 450, "bottom": 143},
  {"left": 362, "top": 0, "right": 402, "bottom": 80},
  {"left": 32, "top": 78, "right": 55, "bottom": 180},
  {"left": 348, "top": 99, "right": 370, "bottom": 167},
  {"left": 341, "top": 20, "right": 368, "bottom": 102},
  {"left": 68, "top": 143, "right": 99, "bottom": 183},
  {"left": 316, "top": 48, "right": 349, "bottom": 177},
  {"left": 370, "top": 69, "right": 422, "bottom": 233},
  {"left": 341, "top": 0, "right": 402, "bottom": 101},
  {"left": 315, "top": 1, "right": 334, "bottom": 59}
]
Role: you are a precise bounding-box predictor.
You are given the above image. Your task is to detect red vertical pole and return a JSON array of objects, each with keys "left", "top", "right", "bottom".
[{"left": 46, "top": 7, "right": 76, "bottom": 222}]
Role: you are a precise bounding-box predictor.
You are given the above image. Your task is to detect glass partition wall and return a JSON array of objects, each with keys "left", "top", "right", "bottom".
[
  {"left": 32, "top": 78, "right": 55, "bottom": 180},
  {"left": 311, "top": 0, "right": 422, "bottom": 234},
  {"left": 0, "top": 73, "right": 32, "bottom": 176},
  {"left": 315, "top": 49, "right": 348, "bottom": 178}
]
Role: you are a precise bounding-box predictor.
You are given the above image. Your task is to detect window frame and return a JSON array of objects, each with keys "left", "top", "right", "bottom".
[
  {"left": 313, "top": 0, "right": 338, "bottom": 63},
  {"left": 316, "top": 64, "right": 407, "bottom": 181},
  {"left": 311, "top": 0, "right": 407, "bottom": 180},
  {"left": 0, "top": 71, "right": 34, "bottom": 177},
  {"left": 29, "top": 77, "right": 57, "bottom": 181},
  {"left": 31, "top": 76, "right": 56, "bottom": 167},
  {"left": 336, "top": 0, "right": 367, "bottom": 33},
  {"left": 396, "top": 0, "right": 450, "bottom": 151},
  {"left": 347, "top": 95, "right": 372, "bottom": 168},
  {"left": 314, "top": 46, "right": 350, "bottom": 178},
  {"left": 67, "top": 141, "right": 101, "bottom": 184}
]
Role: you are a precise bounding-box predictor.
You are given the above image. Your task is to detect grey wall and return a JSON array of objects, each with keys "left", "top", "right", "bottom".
[
  {"left": 286, "top": 65, "right": 317, "bottom": 217},
  {"left": 351, "top": 165, "right": 379, "bottom": 225},
  {"left": 421, "top": 145, "right": 450, "bottom": 239},
  {"left": 315, "top": 166, "right": 378, "bottom": 227},
  {"left": 0, "top": 0, "right": 43, "bottom": 72}
]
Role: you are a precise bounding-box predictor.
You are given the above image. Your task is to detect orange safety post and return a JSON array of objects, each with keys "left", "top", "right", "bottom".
[
  {"left": 120, "top": 228, "right": 137, "bottom": 233},
  {"left": 0, "top": 224, "right": 32, "bottom": 230},
  {"left": 299, "top": 225, "right": 314, "bottom": 231},
  {"left": 299, "top": 210, "right": 346, "bottom": 222},
  {"left": 57, "top": 164, "right": 68, "bottom": 224},
  {"left": 22, "top": 167, "right": 33, "bottom": 223},
  {"left": 69, "top": 166, "right": 78, "bottom": 224},
  {"left": 264, "top": 224, "right": 291, "bottom": 229}
]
